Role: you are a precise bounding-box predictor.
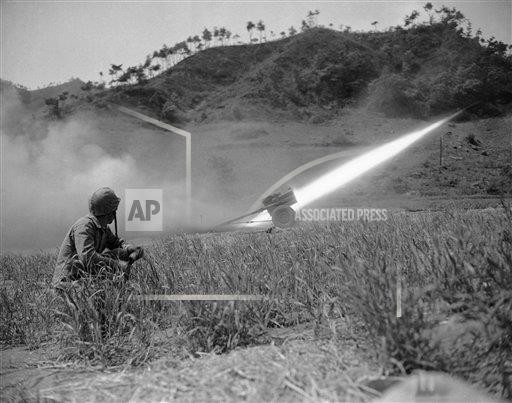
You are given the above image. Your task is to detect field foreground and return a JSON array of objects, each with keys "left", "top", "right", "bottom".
[
  {"left": 2, "top": 319, "right": 378, "bottom": 402},
  {"left": 1, "top": 208, "right": 511, "bottom": 401}
]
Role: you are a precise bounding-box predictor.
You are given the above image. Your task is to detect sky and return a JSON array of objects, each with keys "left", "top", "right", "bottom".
[{"left": 1, "top": 1, "right": 511, "bottom": 89}]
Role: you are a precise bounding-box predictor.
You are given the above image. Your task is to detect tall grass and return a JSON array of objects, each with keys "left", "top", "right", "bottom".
[
  {"left": 1, "top": 207, "right": 510, "bottom": 397},
  {"left": 0, "top": 252, "right": 57, "bottom": 346},
  {"left": 53, "top": 270, "right": 159, "bottom": 366}
]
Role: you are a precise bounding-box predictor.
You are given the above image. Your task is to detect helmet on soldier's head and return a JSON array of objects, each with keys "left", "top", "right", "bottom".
[{"left": 89, "top": 187, "right": 121, "bottom": 216}]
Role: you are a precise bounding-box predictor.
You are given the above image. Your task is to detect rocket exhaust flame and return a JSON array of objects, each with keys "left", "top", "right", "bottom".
[
  {"left": 249, "top": 113, "right": 460, "bottom": 225},
  {"left": 293, "top": 114, "right": 457, "bottom": 208}
]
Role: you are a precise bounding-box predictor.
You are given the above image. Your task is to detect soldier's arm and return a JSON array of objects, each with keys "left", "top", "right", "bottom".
[
  {"left": 74, "top": 223, "right": 121, "bottom": 273},
  {"left": 105, "top": 227, "right": 144, "bottom": 261},
  {"left": 105, "top": 226, "right": 127, "bottom": 250},
  {"left": 105, "top": 227, "right": 135, "bottom": 260}
]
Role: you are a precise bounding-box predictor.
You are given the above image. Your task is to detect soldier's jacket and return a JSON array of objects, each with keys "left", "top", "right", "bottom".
[{"left": 52, "top": 214, "right": 131, "bottom": 286}]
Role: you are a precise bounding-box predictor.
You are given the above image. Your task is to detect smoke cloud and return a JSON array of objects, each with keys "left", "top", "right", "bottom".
[
  {"left": 1, "top": 88, "right": 188, "bottom": 251},
  {"left": 1, "top": 86, "right": 331, "bottom": 251}
]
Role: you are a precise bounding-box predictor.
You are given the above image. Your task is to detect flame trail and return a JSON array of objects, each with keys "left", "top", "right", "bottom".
[{"left": 249, "top": 113, "right": 459, "bottom": 224}]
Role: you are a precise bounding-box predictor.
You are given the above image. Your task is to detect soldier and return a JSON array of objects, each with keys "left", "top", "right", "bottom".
[{"left": 52, "top": 187, "right": 144, "bottom": 288}]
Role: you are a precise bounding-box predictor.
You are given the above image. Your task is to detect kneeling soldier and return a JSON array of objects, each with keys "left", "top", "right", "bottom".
[{"left": 52, "top": 187, "right": 144, "bottom": 287}]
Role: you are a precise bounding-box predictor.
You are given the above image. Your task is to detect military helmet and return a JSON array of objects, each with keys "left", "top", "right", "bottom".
[{"left": 89, "top": 187, "right": 121, "bottom": 216}]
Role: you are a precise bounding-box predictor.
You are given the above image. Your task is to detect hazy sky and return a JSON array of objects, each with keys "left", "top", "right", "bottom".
[{"left": 1, "top": 1, "right": 510, "bottom": 89}]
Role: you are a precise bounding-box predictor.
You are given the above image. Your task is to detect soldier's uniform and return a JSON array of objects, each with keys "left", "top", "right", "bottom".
[
  {"left": 52, "top": 213, "right": 132, "bottom": 286},
  {"left": 52, "top": 187, "right": 143, "bottom": 288}
]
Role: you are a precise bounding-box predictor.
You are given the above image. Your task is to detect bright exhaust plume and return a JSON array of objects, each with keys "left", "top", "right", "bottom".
[{"left": 249, "top": 114, "right": 458, "bottom": 225}]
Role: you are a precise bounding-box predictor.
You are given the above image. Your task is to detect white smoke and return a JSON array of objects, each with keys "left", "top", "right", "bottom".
[
  {"left": 1, "top": 118, "right": 139, "bottom": 251},
  {"left": 0, "top": 89, "right": 186, "bottom": 251}
]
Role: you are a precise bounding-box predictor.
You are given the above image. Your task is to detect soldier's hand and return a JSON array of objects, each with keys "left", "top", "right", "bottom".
[
  {"left": 126, "top": 245, "right": 137, "bottom": 254},
  {"left": 129, "top": 246, "right": 144, "bottom": 262}
]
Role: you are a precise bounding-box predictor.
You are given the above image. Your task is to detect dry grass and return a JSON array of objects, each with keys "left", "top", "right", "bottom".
[
  {"left": 33, "top": 319, "right": 380, "bottom": 402},
  {"left": 1, "top": 206, "right": 511, "bottom": 400}
]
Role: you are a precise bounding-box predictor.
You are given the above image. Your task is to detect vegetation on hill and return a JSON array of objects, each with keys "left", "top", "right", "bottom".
[
  {"left": 97, "top": 4, "right": 511, "bottom": 122},
  {"left": 363, "top": 7, "right": 512, "bottom": 118},
  {"left": 6, "top": 4, "right": 509, "bottom": 122}
]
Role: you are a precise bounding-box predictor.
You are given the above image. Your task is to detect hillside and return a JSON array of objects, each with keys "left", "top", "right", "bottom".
[
  {"left": 27, "top": 78, "right": 85, "bottom": 109},
  {"left": 105, "top": 23, "right": 512, "bottom": 123},
  {"left": 12, "top": 19, "right": 510, "bottom": 124}
]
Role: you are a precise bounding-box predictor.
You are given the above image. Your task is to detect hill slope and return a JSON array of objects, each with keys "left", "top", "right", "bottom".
[
  {"left": 28, "top": 78, "right": 85, "bottom": 109},
  {"left": 107, "top": 23, "right": 511, "bottom": 122}
]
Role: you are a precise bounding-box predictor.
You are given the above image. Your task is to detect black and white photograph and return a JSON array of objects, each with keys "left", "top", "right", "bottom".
[{"left": 1, "top": 0, "right": 511, "bottom": 401}]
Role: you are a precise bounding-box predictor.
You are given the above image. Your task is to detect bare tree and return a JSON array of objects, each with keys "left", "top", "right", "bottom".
[
  {"left": 158, "top": 45, "right": 169, "bottom": 69},
  {"left": 202, "top": 28, "right": 212, "bottom": 48},
  {"left": 141, "top": 57, "right": 151, "bottom": 79},
  {"left": 173, "top": 41, "right": 190, "bottom": 62},
  {"left": 213, "top": 27, "right": 219, "bottom": 46},
  {"left": 404, "top": 10, "right": 420, "bottom": 27},
  {"left": 424, "top": 2, "right": 434, "bottom": 24},
  {"left": 435, "top": 5, "right": 465, "bottom": 25},
  {"left": 193, "top": 35, "right": 201, "bottom": 51},
  {"left": 306, "top": 9, "right": 320, "bottom": 27},
  {"left": 247, "top": 21, "right": 255, "bottom": 42},
  {"left": 256, "top": 20, "right": 265, "bottom": 42},
  {"left": 186, "top": 36, "right": 194, "bottom": 51},
  {"left": 219, "top": 27, "right": 227, "bottom": 45},
  {"left": 108, "top": 64, "right": 123, "bottom": 84},
  {"left": 307, "top": 10, "right": 315, "bottom": 27},
  {"left": 166, "top": 46, "right": 175, "bottom": 66}
]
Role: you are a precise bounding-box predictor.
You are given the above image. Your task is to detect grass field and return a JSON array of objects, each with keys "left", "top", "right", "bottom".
[{"left": 1, "top": 206, "right": 511, "bottom": 401}]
